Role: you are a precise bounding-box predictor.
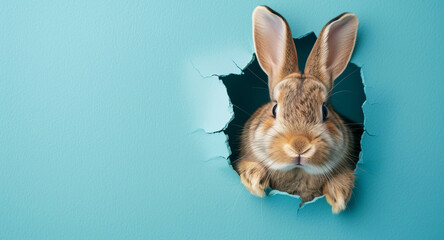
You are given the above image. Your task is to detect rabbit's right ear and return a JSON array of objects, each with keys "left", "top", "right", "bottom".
[
  {"left": 253, "top": 6, "right": 299, "bottom": 98},
  {"left": 304, "top": 13, "right": 358, "bottom": 90}
]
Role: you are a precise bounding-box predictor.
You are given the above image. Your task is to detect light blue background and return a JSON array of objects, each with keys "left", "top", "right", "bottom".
[{"left": 1, "top": 1, "right": 443, "bottom": 239}]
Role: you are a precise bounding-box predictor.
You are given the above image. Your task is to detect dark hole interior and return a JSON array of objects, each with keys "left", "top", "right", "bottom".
[{"left": 220, "top": 32, "right": 365, "bottom": 173}]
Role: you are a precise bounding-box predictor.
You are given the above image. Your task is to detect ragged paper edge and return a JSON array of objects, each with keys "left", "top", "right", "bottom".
[{"left": 192, "top": 40, "right": 368, "bottom": 212}]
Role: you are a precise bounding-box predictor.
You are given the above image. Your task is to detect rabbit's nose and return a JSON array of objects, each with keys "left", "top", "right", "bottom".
[{"left": 290, "top": 136, "right": 311, "bottom": 155}]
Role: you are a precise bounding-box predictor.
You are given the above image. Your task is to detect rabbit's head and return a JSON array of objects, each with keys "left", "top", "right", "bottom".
[{"left": 249, "top": 6, "right": 358, "bottom": 174}]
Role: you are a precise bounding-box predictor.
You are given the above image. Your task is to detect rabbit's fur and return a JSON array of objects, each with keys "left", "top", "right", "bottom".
[{"left": 235, "top": 6, "right": 359, "bottom": 214}]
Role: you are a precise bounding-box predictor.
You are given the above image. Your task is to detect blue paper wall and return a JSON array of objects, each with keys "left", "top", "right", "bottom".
[{"left": 1, "top": 1, "right": 443, "bottom": 239}]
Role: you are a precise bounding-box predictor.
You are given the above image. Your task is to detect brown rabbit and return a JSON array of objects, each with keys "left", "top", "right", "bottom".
[{"left": 235, "top": 6, "right": 359, "bottom": 213}]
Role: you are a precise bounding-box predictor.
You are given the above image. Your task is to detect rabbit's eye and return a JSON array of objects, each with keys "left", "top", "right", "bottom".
[
  {"left": 322, "top": 103, "right": 328, "bottom": 121},
  {"left": 272, "top": 103, "right": 277, "bottom": 118}
]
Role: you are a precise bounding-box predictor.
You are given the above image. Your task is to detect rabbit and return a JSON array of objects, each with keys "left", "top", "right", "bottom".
[{"left": 234, "top": 6, "right": 359, "bottom": 214}]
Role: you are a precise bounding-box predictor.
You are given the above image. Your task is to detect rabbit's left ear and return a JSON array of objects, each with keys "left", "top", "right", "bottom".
[
  {"left": 253, "top": 6, "right": 299, "bottom": 98},
  {"left": 305, "top": 13, "right": 358, "bottom": 90}
]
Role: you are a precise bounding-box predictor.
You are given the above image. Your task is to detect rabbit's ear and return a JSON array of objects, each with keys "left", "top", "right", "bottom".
[
  {"left": 253, "top": 6, "right": 299, "bottom": 98},
  {"left": 305, "top": 13, "right": 358, "bottom": 90}
]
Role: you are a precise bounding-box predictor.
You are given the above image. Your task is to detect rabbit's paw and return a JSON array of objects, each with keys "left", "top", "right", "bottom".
[
  {"left": 239, "top": 161, "right": 269, "bottom": 197},
  {"left": 323, "top": 172, "right": 354, "bottom": 214}
]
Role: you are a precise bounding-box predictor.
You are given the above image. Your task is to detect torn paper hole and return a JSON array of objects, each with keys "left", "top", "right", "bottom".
[{"left": 219, "top": 32, "right": 366, "bottom": 209}]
